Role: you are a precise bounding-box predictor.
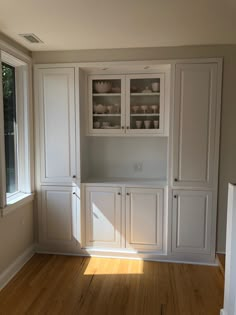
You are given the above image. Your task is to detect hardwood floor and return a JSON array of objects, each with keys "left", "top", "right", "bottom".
[{"left": 0, "top": 254, "right": 224, "bottom": 315}]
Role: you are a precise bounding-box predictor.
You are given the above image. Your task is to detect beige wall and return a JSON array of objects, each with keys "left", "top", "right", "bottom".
[
  {"left": 0, "top": 34, "right": 34, "bottom": 275},
  {"left": 33, "top": 45, "right": 236, "bottom": 252},
  {"left": 0, "top": 202, "right": 34, "bottom": 273}
]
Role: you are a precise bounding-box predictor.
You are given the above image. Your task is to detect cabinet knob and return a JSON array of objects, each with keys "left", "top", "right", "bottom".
[
  {"left": 174, "top": 178, "right": 178, "bottom": 182},
  {"left": 73, "top": 192, "right": 76, "bottom": 195},
  {"left": 174, "top": 195, "right": 177, "bottom": 198},
  {"left": 127, "top": 126, "right": 130, "bottom": 129},
  {"left": 72, "top": 175, "right": 76, "bottom": 179},
  {"left": 126, "top": 192, "right": 130, "bottom": 196},
  {"left": 118, "top": 192, "right": 121, "bottom": 195},
  {"left": 121, "top": 126, "right": 124, "bottom": 129}
]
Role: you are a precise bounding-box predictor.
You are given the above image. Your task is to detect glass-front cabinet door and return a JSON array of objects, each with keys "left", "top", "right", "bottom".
[
  {"left": 126, "top": 74, "right": 165, "bottom": 134},
  {"left": 88, "top": 75, "right": 125, "bottom": 135}
]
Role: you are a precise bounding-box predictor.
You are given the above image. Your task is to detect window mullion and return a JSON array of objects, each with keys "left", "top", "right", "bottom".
[{"left": 15, "top": 67, "right": 24, "bottom": 193}]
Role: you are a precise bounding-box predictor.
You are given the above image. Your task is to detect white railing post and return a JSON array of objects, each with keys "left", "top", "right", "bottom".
[{"left": 221, "top": 183, "right": 236, "bottom": 315}]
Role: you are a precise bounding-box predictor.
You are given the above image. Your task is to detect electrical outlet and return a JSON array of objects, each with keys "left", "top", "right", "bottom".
[{"left": 134, "top": 162, "right": 143, "bottom": 172}]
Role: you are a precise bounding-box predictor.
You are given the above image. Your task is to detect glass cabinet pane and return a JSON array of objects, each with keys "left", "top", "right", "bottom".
[
  {"left": 91, "top": 78, "right": 122, "bottom": 131},
  {"left": 129, "top": 77, "right": 161, "bottom": 131}
]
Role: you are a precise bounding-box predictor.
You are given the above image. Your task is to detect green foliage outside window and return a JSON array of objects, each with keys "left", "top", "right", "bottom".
[{"left": 2, "top": 63, "right": 16, "bottom": 134}]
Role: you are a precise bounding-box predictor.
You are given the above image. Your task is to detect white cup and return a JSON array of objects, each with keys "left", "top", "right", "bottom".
[
  {"left": 102, "top": 121, "right": 110, "bottom": 128},
  {"left": 144, "top": 120, "right": 151, "bottom": 129},
  {"left": 153, "top": 120, "right": 159, "bottom": 129},
  {"left": 136, "top": 120, "right": 142, "bottom": 129},
  {"left": 107, "top": 105, "right": 113, "bottom": 114},
  {"left": 151, "top": 82, "right": 159, "bottom": 92},
  {"left": 94, "top": 121, "right": 100, "bottom": 129}
]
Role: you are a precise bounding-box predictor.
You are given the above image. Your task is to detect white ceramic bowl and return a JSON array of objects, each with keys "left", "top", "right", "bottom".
[
  {"left": 94, "top": 81, "right": 112, "bottom": 93},
  {"left": 111, "top": 86, "right": 121, "bottom": 93},
  {"left": 93, "top": 121, "right": 101, "bottom": 129},
  {"left": 94, "top": 104, "right": 106, "bottom": 114},
  {"left": 102, "top": 121, "right": 110, "bottom": 128}
]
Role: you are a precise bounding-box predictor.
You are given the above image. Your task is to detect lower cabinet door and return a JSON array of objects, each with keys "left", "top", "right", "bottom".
[
  {"left": 126, "top": 188, "right": 164, "bottom": 251},
  {"left": 85, "top": 186, "right": 122, "bottom": 248},
  {"left": 40, "top": 186, "right": 78, "bottom": 246},
  {"left": 172, "top": 190, "right": 212, "bottom": 254}
]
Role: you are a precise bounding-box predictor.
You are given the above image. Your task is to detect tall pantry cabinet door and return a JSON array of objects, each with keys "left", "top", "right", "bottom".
[
  {"left": 173, "top": 63, "right": 218, "bottom": 188},
  {"left": 37, "top": 68, "right": 76, "bottom": 185}
]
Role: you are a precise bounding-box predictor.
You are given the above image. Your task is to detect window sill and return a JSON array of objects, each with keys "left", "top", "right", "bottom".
[{"left": 1, "top": 192, "right": 34, "bottom": 217}]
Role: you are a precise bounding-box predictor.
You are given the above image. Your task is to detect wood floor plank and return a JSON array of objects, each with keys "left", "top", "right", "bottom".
[{"left": 0, "top": 254, "right": 224, "bottom": 315}]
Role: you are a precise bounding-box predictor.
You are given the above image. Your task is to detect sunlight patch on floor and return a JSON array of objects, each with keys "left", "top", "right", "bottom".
[{"left": 83, "top": 257, "right": 144, "bottom": 275}]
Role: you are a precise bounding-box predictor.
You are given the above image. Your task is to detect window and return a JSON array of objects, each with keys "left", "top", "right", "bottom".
[
  {"left": 0, "top": 50, "right": 33, "bottom": 212},
  {"left": 2, "top": 62, "right": 18, "bottom": 194}
]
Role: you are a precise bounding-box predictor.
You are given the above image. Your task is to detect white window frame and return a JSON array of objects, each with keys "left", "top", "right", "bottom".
[{"left": 0, "top": 50, "right": 34, "bottom": 215}]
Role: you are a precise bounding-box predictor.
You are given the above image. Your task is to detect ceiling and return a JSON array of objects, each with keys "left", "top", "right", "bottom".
[{"left": 0, "top": 0, "right": 236, "bottom": 51}]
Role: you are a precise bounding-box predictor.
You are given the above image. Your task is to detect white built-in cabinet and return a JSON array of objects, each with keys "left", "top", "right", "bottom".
[
  {"left": 88, "top": 73, "right": 167, "bottom": 136},
  {"left": 171, "top": 61, "right": 221, "bottom": 258},
  {"left": 126, "top": 187, "right": 163, "bottom": 251},
  {"left": 84, "top": 185, "right": 164, "bottom": 252},
  {"left": 35, "top": 67, "right": 80, "bottom": 249},
  {"left": 34, "top": 59, "right": 221, "bottom": 264}
]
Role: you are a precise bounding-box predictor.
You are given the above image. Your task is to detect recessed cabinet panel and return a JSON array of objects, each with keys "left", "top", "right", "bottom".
[
  {"left": 85, "top": 186, "right": 122, "bottom": 248},
  {"left": 126, "top": 188, "right": 163, "bottom": 251},
  {"left": 38, "top": 68, "right": 76, "bottom": 184},
  {"left": 173, "top": 63, "right": 217, "bottom": 187},
  {"left": 40, "top": 186, "right": 77, "bottom": 244},
  {"left": 172, "top": 190, "right": 212, "bottom": 254}
]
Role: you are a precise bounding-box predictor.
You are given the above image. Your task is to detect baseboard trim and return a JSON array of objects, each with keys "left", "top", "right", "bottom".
[
  {"left": 35, "top": 249, "right": 217, "bottom": 266},
  {"left": 0, "top": 244, "right": 35, "bottom": 291},
  {"left": 220, "top": 309, "right": 226, "bottom": 315}
]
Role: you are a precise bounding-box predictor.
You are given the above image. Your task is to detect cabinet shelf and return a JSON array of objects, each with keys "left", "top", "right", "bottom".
[
  {"left": 83, "top": 178, "right": 167, "bottom": 186},
  {"left": 93, "top": 93, "right": 121, "bottom": 97},
  {"left": 93, "top": 114, "right": 121, "bottom": 117},
  {"left": 130, "top": 93, "right": 160, "bottom": 96},
  {"left": 130, "top": 113, "right": 160, "bottom": 117}
]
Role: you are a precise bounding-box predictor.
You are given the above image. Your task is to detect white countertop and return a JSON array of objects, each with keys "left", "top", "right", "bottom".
[{"left": 83, "top": 177, "right": 168, "bottom": 187}]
